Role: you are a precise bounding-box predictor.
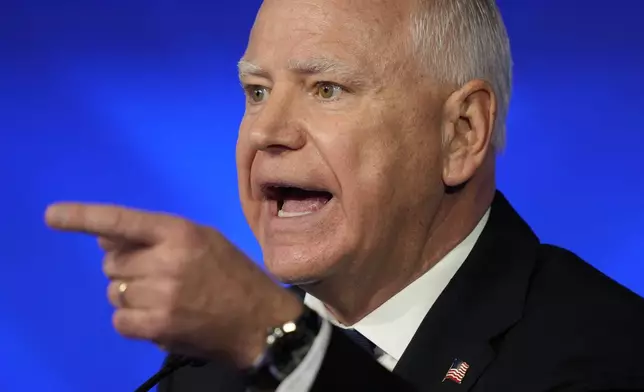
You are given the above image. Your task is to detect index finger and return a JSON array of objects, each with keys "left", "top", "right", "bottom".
[{"left": 45, "top": 203, "right": 174, "bottom": 243}]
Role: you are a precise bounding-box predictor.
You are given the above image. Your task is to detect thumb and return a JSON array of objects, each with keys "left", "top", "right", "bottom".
[{"left": 97, "top": 236, "right": 145, "bottom": 252}]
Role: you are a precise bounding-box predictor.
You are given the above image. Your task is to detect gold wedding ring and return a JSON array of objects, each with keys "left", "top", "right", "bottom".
[{"left": 117, "top": 281, "right": 128, "bottom": 307}]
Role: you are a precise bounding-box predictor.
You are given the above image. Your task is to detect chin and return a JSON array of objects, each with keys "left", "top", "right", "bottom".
[{"left": 262, "top": 245, "right": 346, "bottom": 285}]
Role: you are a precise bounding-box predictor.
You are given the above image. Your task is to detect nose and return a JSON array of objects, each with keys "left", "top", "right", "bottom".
[{"left": 247, "top": 94, "right": 307, "bottom": 154}]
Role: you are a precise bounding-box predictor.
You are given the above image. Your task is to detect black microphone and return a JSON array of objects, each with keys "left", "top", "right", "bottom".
[{"left": 134, "top": 355, "right": 206, "bottom": 392}]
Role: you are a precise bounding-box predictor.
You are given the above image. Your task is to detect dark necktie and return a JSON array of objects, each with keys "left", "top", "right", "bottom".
[{"left": 343, "top": 329, "right": 377, "bottom": 356}]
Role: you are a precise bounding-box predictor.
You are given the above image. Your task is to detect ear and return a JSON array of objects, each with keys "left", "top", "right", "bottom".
[{"left": 440, "top": 79, "right": 497, "bottom": 187}]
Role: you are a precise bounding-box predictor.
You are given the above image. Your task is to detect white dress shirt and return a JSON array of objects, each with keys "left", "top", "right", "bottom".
[{"left": 277, "top": 209, "right": 490, "bottom": 391}]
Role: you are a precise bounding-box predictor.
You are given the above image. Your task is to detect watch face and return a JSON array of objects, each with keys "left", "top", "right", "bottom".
[{"left": 266, "top": 307, "right": 322, "bottom": 381}]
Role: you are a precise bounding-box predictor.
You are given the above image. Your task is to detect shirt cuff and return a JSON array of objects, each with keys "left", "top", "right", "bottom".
[{"left": 275, "top": 315, "right": 332, "bottom": 392}]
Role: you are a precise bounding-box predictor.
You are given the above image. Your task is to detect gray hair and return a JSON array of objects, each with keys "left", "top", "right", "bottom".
[{"left": 411, "top": 0, "right": 512, "bottom": 151}]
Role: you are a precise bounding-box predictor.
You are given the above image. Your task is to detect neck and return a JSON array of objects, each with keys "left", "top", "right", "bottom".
[{"left": 302, "top": 163, "right": 496, "bottom": 325}]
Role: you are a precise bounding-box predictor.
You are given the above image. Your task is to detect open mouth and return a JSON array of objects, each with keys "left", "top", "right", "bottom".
[{"left": 263, "top": 185, "right": 333, "bottom": 218}]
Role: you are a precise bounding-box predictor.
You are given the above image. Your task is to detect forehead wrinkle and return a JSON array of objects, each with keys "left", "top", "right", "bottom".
[{"left": 287, "top": 57, "right": 347, "bottom": 74}]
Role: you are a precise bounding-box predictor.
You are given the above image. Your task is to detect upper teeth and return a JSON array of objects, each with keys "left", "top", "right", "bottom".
[{"left": 277, "top": 210, "right": 314, "bottom": 218}]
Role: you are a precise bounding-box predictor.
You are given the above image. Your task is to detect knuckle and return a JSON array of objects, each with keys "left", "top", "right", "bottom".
[
  {"left": 172, "top": 219, "right": 200, "bottom": 243},
  {"left": 106, "top": 207, "right": 127, "bottom": 235},
  {"left": 124, "top": 211, "right": 145, "bottom": 239},
  {"left": 106, "top": 282, "right": 116, "bottom": 305},
  {"left": 160, "top": 246, "right": 200, "bottom": 278},
  {"left": 149, "top": 279, "right": 177, "bottom": 305},
  {"left": 157, "top": 250, "right": 185, "bottom": 277},
  {"left": 112, "top": 311, "right": 134, "bottom": 337},
  {"left": 98, "top": 236, "right": 119, "bottom": 251},
  {"left": 102, "top": 254, "right": 115, "bottom": 277},
  {"left": 161, "top": 280, "right": 180, "bottom": 301},
  {"left": 149, "top": 310, "right": 173, "bottom": 339}
]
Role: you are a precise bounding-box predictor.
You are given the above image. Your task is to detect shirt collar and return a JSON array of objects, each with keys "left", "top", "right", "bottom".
[{"left": 304, "top": 208, "right": 490, "bottom": 361}]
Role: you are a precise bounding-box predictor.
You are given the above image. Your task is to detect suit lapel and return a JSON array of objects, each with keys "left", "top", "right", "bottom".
[{"left": 394, "top": 192, "right": 540, "bottom": 391}]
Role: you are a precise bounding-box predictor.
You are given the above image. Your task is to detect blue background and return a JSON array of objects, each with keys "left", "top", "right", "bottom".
[{"left": 1, "top": 1, "right": 642, "bottom": 390}]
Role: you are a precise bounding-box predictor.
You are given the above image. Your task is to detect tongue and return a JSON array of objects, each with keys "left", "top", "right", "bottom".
[{"left": 281, "top": 190, "right": 331, "bottom": 213}]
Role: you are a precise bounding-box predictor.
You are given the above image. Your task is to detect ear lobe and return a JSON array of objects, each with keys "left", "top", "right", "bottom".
[{"left": 441, "top": 80, "right": 496, "bottom": 187}]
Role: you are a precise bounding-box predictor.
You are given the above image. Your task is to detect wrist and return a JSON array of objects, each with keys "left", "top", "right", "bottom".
[
  {"left": 238, "top": 289, "right": 305, "bottom": 368},
  {"left": 244, "top": 304, "right": 323, "bottom": 390}
]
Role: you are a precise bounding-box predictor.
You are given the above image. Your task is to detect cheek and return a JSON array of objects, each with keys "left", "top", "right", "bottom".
[
  {"left": 323, "top": 110, "right": 442, "bottom": 239},
  {"left": 236, "top": 122, "right": 260, "bottom": 231},
  {"left": 322, "top": 123, "right": 401, "bottom": 229}
]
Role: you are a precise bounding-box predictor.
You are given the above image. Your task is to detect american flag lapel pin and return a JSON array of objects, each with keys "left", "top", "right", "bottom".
[{"left": 442, "top": 358, "right": 470, "bottom": 384}]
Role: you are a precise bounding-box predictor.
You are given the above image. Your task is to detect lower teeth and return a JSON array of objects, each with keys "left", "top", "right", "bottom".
[{"left": 278, "top": 210, "right": 313, "bottom": 218}]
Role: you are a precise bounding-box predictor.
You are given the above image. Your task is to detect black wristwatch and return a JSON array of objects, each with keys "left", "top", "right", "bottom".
[{"left": 245, "top": 305, "right": 323, "bottom": 391}]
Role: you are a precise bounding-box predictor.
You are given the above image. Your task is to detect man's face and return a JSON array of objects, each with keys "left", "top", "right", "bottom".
[{"left": 237, "top": 0, "right": 446, "bottom": 283}]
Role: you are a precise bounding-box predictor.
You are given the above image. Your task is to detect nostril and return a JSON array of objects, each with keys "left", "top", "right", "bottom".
[
  {"left": 249, "top": 121, "right": 307, "bottom": 152},
  {"left": 262, "top": 144, "right": 296, "bottom": 155}
]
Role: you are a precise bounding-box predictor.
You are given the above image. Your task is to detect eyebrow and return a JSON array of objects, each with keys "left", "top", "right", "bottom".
[
  {"left": 237, "top": 60, "right": 268, "bottom": 79},
  {"left": 237, "top": 57, "right": 368, "bottom": 87}
]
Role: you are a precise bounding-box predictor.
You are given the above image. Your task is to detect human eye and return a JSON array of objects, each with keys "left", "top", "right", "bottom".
[
  {"left": 314, "top": 82, "right": 344, "bottom": 101},
  {"left": 243, "top": 85, "right": 271, "bottom": 104}
]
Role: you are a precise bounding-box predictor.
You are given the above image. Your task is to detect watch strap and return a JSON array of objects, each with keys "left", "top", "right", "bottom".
[{"left": 245, "top": 304, "right": 322, "bottom": 390}]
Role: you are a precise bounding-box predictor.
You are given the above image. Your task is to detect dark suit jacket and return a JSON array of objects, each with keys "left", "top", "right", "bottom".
[{"left": 158, "top": 192, "right": 644, "bottom": 391}]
